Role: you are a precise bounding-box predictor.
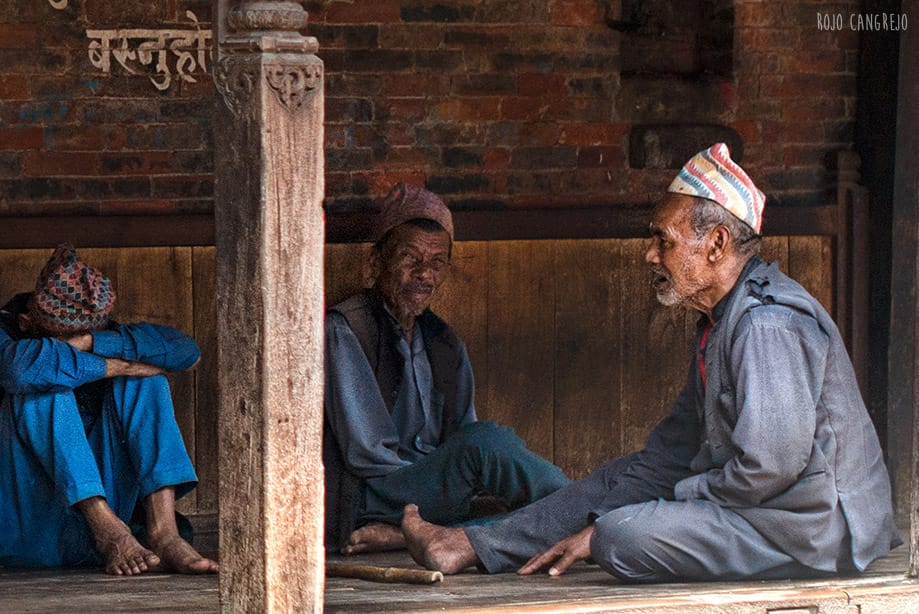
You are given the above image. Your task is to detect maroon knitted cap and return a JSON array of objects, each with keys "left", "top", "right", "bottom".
[
  {"left": 28, "top": 243, "right": 115, "bottom": 335},
  {"left": 373, "top": 183, "right": 454, "bottom": 243}
]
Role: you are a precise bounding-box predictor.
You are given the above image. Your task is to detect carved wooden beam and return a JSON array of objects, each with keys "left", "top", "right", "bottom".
[{"left": 212, "top": 2, "right": 325, "bottom": 611}]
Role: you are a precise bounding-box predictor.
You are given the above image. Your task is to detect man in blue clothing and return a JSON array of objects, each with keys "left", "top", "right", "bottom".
[
  {"left": 402, "top": 144, "right": 900, "bottom": 582},
  {"left": 0, "top": 243, "right": 218, "bottom": 576},
  {"left": 324, "top": 183, "right": 570, "bottom": 554}
]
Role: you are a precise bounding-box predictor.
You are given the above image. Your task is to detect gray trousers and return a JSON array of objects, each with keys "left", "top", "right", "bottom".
[{"left": 464, "top": 455, "right": 844, "bottom": 582}]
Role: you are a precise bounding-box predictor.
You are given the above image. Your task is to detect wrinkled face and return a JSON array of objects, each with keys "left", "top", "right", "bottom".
[
  {"left": 374, "top": 224, "right": 451, "bottom": 323},
  {"left": 645, "top": 194, "right": 710, "bottom": 309}
]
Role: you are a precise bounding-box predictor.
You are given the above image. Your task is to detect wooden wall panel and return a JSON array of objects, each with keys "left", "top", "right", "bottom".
[
  {"left": 0, "top": 236, "right": 841, "bottom": 512},
  {"left": 192, "top": 247, "right": 219, "bottom": 513},
  {"left": 553, "top": 240, "right": 622, "bottom": 479},
  {"left": 430, "top": 242, "right": 490, "bottom": 418},
  {"left": 485, "top": 241, "right": 556, "bottom": 460},
  {"left": 618, "top": 239, "right": 697, "bottom": 455},
  {"left": 325, "top": 243, "right": 371, "bottom": 308},
  {"left": 788, "top": 236, "right": 834, "bottom": 315}
]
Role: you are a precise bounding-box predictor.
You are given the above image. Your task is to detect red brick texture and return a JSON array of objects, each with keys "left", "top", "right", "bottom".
[
  {"left": 0, "top": 0, "right": 213, "bottom": 216},
  {"left": 311, "top": 0, "right": 861, "bottom": 211},
  {"left": 0, "top": 0, "right": 861, "bottom": 216}
]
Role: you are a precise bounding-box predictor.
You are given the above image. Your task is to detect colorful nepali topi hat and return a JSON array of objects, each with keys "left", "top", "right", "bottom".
[
  {"left": 28, "top": 243, "right": 115, "bottom": 335},
  {"left": 667, "top": 142, "right": 766, "bottom": 233},
  {"left": 373, "top": 182, "right": 455, "bottom": 244}
]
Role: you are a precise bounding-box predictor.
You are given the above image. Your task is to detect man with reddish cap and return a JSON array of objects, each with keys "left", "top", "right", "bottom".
[
  {"left": 402, "top": 144, "right": 899, "bottom": 582},
  {"left": 324, "top": 183, "right": 570, "bottom": 554},
  {"left": 0, "top": 244, "right": 218, "bottom": 576}
]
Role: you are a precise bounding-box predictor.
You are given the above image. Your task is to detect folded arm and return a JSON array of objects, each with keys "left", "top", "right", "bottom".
[{"left": 0, "top": 322, "right": 200, "bottom": 395}]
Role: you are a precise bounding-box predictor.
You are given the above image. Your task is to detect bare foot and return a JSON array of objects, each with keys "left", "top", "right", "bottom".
[
  {"left": 98, "top": 530, "right": 161, "bottom": 576},
  {"left": 77, "top": 496, "right": 159, "bottom": 576},
  {"left": 343, "top": 523, "right": 406, "bottom": 555},
  {"left": 401, "top": 504, "right": 477, "bottom": 575},
  {"left": 149, "top": 535, "right": 219, "bottom": 574}
]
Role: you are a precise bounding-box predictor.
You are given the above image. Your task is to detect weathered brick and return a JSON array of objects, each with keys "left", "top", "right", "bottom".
[
  {"left": 326, "top": 147, "right": 374, "bottom": 170},
  {"left": 401, "top": 3, "right": 476, "bottom": 23},
  {"left": 96, "top": 199, "right": 174, "bottom": 215},
  {"left": 430, "top": 98, "right": 501, "bottom": 122},
  {"left": 442, "top": 146, "right": 484, "bottom": 168},
  {"left": 509, "top": 146, "right": 578, "bottom": 170},
  {"left": 477, "top": 1, "right": 549, "bottom": 23},
  {"left": 44, "top": 127, "right": 105, "bottom": 151},
  {"left": 782, "top": 99, "right": 847, "bottom": 123},
  {"left": 577, "top": 146, "right": 624, "bottom": 169},
  {"left": 337, "top": 49, "right": 414, "bottom": 73},
  {"left": 84, "top": 2, "right": 169, "bottom": 24},
  {"left": 327, "top": 73, "right": 383, "bottom": 97},
  {"left": 493, "top": 52, "right": 555, "bottom": 73},
  {"left": 126, "top": 124, "right": 210, "bottom": 151},
  {"left": 0, "top": 177, "right": 75, "bottom": 200},
  {"left": 451, "top": 73, "right": 516, "bottom": 96},
  {"left": 735, "top": 2, "right": 782, "bottom": 27},
  {"left": 549, "top": 0, "right": 606, "bottom": 26},
  {"left": 417, "top": 124, "right": 488, "bottom": 147},
  {"left": 426, "top": 173, "right": 491, "bottom": 194},
  {"left": 0, "top": 151, "right": 22, "bottom": 178},
  {"left": 150, "top": 175, "right": 211, "bottom": 199},
  {"left": 325, "top": 97, "right": 374, "bottom": 123},
  {"left": 379, "top": 146, "right": 439, "bottom": 168},
  {"left": 0, "top": 24, "right": 38, "bottom": 49},
  {"left": 500, "top": 96, "right": 554, "bottom": 121},
  {"left": 101, "top": 152, "right": 175, "bottom": 175},
  {"left": 567, "top": 76, "right": 616, "bottom": 98},
  {"left": 172, "top": 151, "right": 214, "bottom": 174},
  {"left": 779, "top": 74, "right": 856, "bottom": 99},
  {"left": 310, "top": 24, "right": 379, "bottom": 49},
  {"left": 0, "top": 126, "right": 43, "bottom": 150},
  {"left": 325, "top": 0, "right": 401, "bottom": 23},
  {"left": 0, "top": 76, "right": 29, "bottom": 100},
  {"left": 382, "top": 73, "right": 450, "bottom": 97},
  {"left": 482, "top": 148, "right": 511, "bottom": 170},
  {"left": 22, "top": 151, "right": 101, "bottom": 177},
  {"left": 782, "top": 145, "right": 834, "bottom": 168},
  {"left": 443, "top": 28, "right": 512, "bottom": 48},
  {"left": 378, "top": 24, "right": 444, "bottom": 48},
  {"left": 518, "top": 73, "right": 566, "bottom": 97},
  {"left": 381, "top": 98, "right": 426, "bottom": 122},
  {"left": 0, "top": 48, "right": 70, "bottom": 75},
  {"left": 414, "top": 50, "right": 466, "bottom": 72},
  {"left": 519, "top": 122, "right": 562, "bottom": 147},
  {"left": 559, "top": 123, "right": 628, "bottom": 146}
]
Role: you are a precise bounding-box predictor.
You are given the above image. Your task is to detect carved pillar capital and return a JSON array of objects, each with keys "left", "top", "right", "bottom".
[{"left": 213, "top": 1, "right": 322, "bottom": 116}]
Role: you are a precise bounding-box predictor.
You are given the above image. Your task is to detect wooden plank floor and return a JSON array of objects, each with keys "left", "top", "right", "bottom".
[{"left": 1, "top": 546, "right": 916, "bottom": 613}]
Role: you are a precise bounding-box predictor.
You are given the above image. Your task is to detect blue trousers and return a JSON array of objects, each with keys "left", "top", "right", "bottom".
[
  {"left": 0, "top": 375, "right": 197, "bottom": 567},
  {"left": 358, "top": 421, "right": 571, "bottom": 527}
]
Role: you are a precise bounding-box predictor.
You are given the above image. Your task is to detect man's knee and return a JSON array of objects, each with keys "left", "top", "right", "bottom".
[
  {"left": 454, "top": 421, "right": 520, "bottom": 451},
  {"left": 590, "top": 504, "right": 670, "bottom": 583},
  {"left": 9, "top": 390, "right": 78, "bottom": 423}
]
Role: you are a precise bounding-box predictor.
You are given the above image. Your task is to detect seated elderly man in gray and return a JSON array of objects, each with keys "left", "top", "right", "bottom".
[
  {"left": 402, "top": 144, "right": 900, "bottom": 582},
  {"left": 324, "top": 183, "right": 570, "bottom": 554}
]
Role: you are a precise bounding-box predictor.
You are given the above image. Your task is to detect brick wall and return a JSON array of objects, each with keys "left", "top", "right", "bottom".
[
  {"left": 0, "top": 0, "right": 214, "bottom": 217},
  {"left": 312, "top": 0, "right": 861, "bottom": 212},
  {"left": 0, "top": 0, "right": 862, "bottom": 218}
]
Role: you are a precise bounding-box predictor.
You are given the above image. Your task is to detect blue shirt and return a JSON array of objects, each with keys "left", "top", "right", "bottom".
[
  {"left": 325, "top": 307, "right": 477, "bottom": 479},
  {"left": 0, "top": 319, "right": 200, "bottom": 395}
]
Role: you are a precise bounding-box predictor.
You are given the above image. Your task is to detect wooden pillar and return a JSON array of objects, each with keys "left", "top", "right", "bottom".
[
  {"left": 212, "top": 1, "right": 325, "bottom": 610},
  {"left": 888, "top": 13, "right": 919, "bottom": 575}
]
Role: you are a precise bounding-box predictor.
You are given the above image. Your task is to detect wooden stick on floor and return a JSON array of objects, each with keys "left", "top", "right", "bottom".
[{"left": 326, "top": 562, "right": 444, "bottom": 584}]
